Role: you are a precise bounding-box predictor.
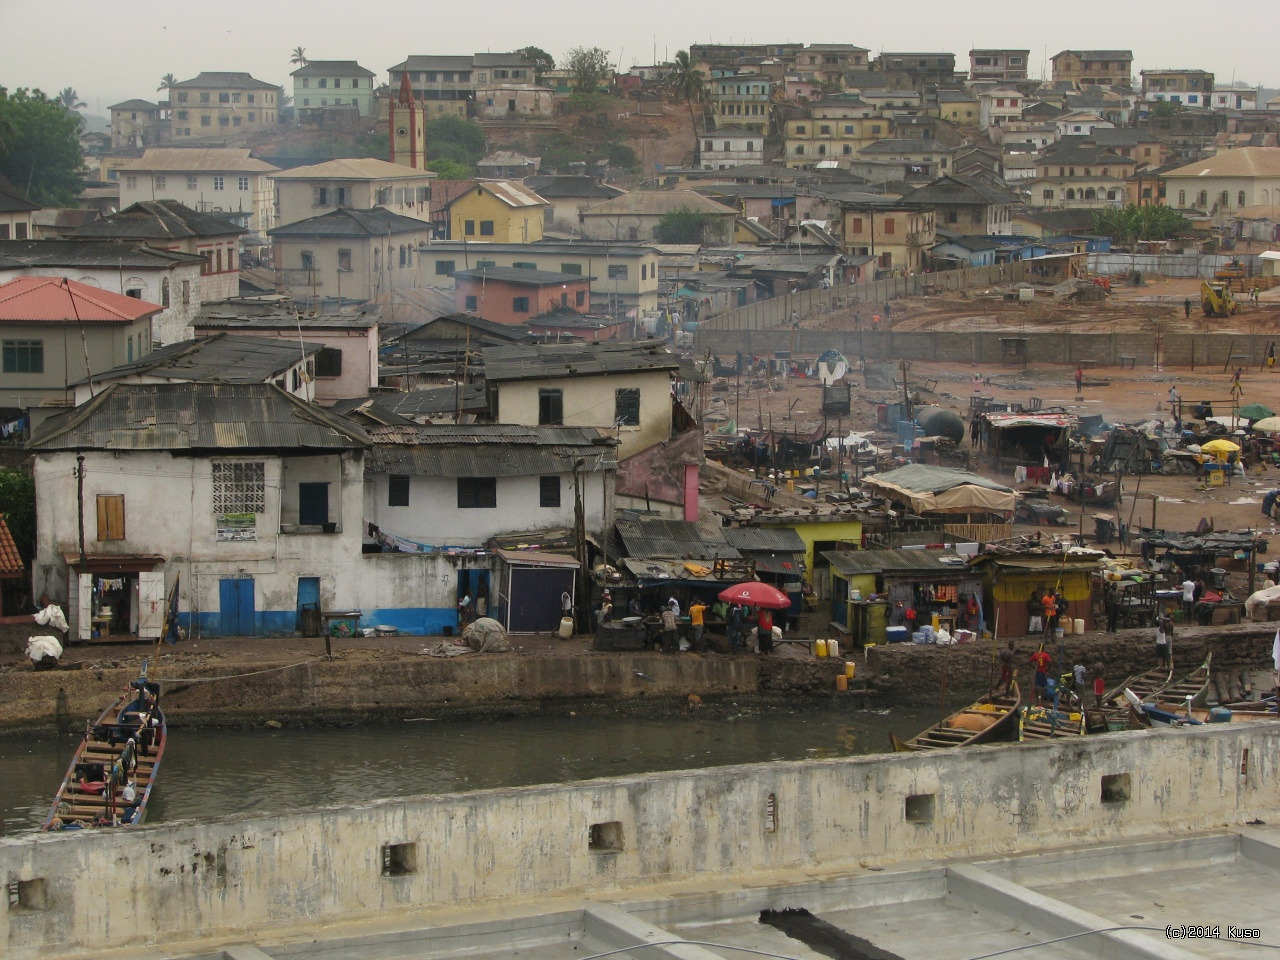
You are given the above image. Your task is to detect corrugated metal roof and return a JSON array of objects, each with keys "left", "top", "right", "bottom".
[
  {"left": 0, "top": 240, "right": 205, "bottom": 269},
  {"left": 0, "top": 276, "right": 163, "bottom": 322},
  {"left": 455, "top": 266, "right": 590, "bottom": 285},
  {"left": 483, "top": 338, "right": 679, "bottom": 382},
  {"left": 29, "top": 383, "right": 370, "bottom": 452},
  {"left": 364, "top": 423, "right": 612, "bottom": 476},
  {"left": 116, "top": 148, "right": 279, "bottom": 174},
  {"left": 71, "top": 334, "right": 321, "bottom": 387},
  {"left": 70, "top": 200, "right": 246, "bottom": 241},
  {"left": 289, "top": 61, "right": 376, "bottom": 78},
  {"left": 616, "top": 516, "right": 739, "bottom": 560},
  {"left": 271, "top": 158, "right": 434, "bottom": 181},
  {"left": 867, "top": 464, "right": 1014, "bottom": 495},
  {"left": 169, "top": 72, "right": 279, "bottom": 91},
  {"left": 582, "top": 189, "right": 733, "bottom": 218},
  {"left": 724, "top": 526, "right": 806, "bottom": 552},
  {"left": 823, "top": 548, "right": 968, "bottom": 576},
  {"left": 466, "top": 180, "right": 548, "bottom": 208},
  {"left": 268, "top": 207, "right": 432, "bottom": 239}
]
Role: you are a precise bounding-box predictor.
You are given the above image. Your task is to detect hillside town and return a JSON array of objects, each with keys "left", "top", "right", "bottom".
[{"left": 5, "top": 27, "right": 1280, "bottom": 960}]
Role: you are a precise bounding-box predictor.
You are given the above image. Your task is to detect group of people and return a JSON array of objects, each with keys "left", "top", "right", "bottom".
[
  {"left": 1002, "top": 640, "right": 1107, "bottom": 709},
  {"left": 1027, "top": 589, "right": 1069, "bottom": 639}
]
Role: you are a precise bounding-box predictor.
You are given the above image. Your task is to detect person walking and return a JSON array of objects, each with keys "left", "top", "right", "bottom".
[
  {"left": 1073, "top": 662, "right": 1089, "bottom": 705},
  {"left": 1184, "top": 298, "right": 1192, "bottom": 320},
  {"left": 1074, "top": 365, "right": 1084, "bottom": 394},
  {"left": 884, "top": 301, "right": 892, "bottom": 321},
  {"left": 1092, "top": 661, "right": 1106, "bottom": 708}
]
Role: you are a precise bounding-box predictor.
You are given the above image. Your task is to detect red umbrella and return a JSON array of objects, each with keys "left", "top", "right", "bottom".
[{"left": 717, "top": 581, "right": 792, "bottom": 609}]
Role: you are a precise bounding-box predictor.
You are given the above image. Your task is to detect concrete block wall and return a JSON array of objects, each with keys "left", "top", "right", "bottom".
[
  {"left": 2, "top": 724, "right": 1276, "bottom": 957},
  {"left": 696, "top": 326, "right": 1276, "bottom": 370}
]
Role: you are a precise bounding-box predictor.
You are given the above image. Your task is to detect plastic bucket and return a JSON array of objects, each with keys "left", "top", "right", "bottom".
[
  {"left": 815, "top": 638, "right": 828, "bottom": 657},
  {"left": 835, "top": 673, "right": 848, "bottom": 692},
  {"left": 1054, "top": 627, "right": 1065, "bottom": 640},
  {"left": 1073, "top": 618, "right": 1085, "bottom": 635},
  {"left": 828, "top": 638, "right": 840, "bottom": 658},
  {"left": 558, "top": 617, "right": 574, "bottom": 639}
]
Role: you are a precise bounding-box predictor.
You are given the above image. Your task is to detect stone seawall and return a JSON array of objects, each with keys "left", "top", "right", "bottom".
[{"left": 868, "top": 620, "right": 1277, "bottom": 702}]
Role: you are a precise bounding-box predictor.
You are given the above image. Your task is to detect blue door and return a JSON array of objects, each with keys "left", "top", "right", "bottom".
[
  {"left": 297, "top": 576, "right": 320, "bottom": 630},
  {"left": 219, "top": 577, "right": 255, "bottom": 636}
]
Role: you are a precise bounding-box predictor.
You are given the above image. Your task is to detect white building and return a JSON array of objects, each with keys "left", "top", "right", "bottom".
[
  {"left": 978, "top": 88, "right": 1024, "bottom": 130},
  {"left": 699, "top": 127, "right": 766, "bottom": 170},
  {"left": 29, "top": 382, "right": 371, "bottom": 640},
  {"left": 0, "top": 239, "right": 204, "bottom": 346},
  {"left": 1054, "top": 112, "right": 1113, "bottom": 138},
  {"left": 363, "top": 425, "right": 615, "bottom": 548},
  {"left": 1212, "top": 85, "right": 1259, "bottom": 111},
  {"left": 114, "top": 148, "right": 278, "bottom": 243}
]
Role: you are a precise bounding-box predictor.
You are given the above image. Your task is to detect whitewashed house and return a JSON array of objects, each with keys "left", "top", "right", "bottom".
[
  {"left": 700, "top": 127, "right": 766, "bottom": 170},
  {"left": 29, "top": 382, "right": 371, "bottom": 640}
]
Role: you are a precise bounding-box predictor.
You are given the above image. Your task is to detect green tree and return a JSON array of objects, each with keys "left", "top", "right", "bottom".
[
  {"left": 564, "top": 46, "right": 611, "bottom": 93},
  {"left": 425, "top": 115, "right": 487, "bottom": 165},
  {"left": 666, "top": 50, "right": 705, "bottom": 156},
  {"left": 0, "top": 87, "right": 87, "bottom": 205},
  {"left": 654, "top": 206, "right": 726, "bottom": 244},
  {"left": 157, "top": 73, "right": 176, "bottom": 94},
  {"left": 1091, "top": 204, "right": 1190, "bottom": 243},
  {"left": 56, "top": 87, "right": 85, "bottom": 112},
  {"left": 291, "top": 46, "right": 308, "bottom": 67},
  {"left": 0, "top": 468, "right": 36, "bottom": 568},
  {"left": 515, "top": 46, "right": 555, "bottom": 81},
  {"left": 427, "top": 158, "right": 473, "bottom": 179}
]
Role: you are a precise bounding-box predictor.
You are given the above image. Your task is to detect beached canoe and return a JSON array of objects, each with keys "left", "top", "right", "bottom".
[{"left": 890, "top": 681, "right": 1022, "bottom": 751}]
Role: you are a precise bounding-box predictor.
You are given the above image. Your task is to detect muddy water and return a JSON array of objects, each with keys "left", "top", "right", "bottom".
[{"left": 0, "top": 699, "right": 912, "bottom": 835}]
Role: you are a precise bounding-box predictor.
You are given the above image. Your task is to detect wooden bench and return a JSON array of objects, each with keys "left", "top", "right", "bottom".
[
  {"left": 1118, "top": 356, "right": 1136, "bottom": 369},
  {"left": 773, "top": 635, "right": 812, "bottom": 654}
]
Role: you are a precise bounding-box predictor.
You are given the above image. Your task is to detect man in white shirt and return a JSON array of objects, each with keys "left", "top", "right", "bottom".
[{"left": 1181, "top": 577, "right": 1196, "bottom": 620}]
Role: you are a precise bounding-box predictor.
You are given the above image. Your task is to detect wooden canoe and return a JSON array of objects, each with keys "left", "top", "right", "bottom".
[
  {"left": 1020, "top": 703, "right": 1087, "bottom": 740},
  {"left": 1102, "top": 666, "right": 1174, "bottom": 710},
  {"left": 43, "top": 663, "right": 166, "bottom": 831},
  {"left": 1156, "top": 655, "right": 1213, "bottom": 709},
  {"left": 890, "top": 681, "right": 1022, "bottom": 751}
]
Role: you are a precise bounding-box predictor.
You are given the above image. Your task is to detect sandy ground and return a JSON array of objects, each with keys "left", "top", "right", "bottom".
[{"left": 708, "top": 285, "right": 1280, "bottom": 545}]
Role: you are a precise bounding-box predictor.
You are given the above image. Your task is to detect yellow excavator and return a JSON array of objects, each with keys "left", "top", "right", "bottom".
[{"left": 1201, "top": 279, "right": 1239, "bottom": 317}]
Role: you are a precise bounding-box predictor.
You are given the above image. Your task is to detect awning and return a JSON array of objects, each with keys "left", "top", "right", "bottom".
[
  {"left": 750, "top": 554, "right": 803, "bottom": 576},
  {"left": 494, "top": 549, "right": 579, "bottom": 568},
  {"left": 62, "top": 552, "right": 165, "bottom": 574},
  {"left": 863, "top": 465, "right": 1016, "bottom": 515}
]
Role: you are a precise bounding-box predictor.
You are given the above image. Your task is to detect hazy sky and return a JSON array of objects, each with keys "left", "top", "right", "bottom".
[{"left": 3, "top": 0, "right": 1277, "bottom": 112}]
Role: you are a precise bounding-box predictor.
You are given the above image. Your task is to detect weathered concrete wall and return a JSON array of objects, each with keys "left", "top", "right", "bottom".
[
  {"left": 694, "top": 326, "right": 1276, "bottom": 369},
  {"left": 2, "top": 724, "right": 1275, "bottom": 957}
]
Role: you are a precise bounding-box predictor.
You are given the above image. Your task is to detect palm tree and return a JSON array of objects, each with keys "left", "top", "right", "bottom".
[
  {"left": 57, "top": 87, "right": 86, "bottom": 112},
  {"left": 666, "top": 51, "right": 705, "bottom": 160},
  {"left": 290, "top": 47, "right": 308, "bottom": 67},
  {"left": 157, "top": 73, "right": 176, "bottom": 93}
]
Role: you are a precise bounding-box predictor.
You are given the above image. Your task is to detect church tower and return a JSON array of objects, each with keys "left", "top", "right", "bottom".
[{"left": 388, "top": 73, "right": 428, "bottom": 170}]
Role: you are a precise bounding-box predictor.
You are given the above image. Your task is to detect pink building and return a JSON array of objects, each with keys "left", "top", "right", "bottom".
[{"left": 454, "top": 267, "right": 593, "bottom": 327}]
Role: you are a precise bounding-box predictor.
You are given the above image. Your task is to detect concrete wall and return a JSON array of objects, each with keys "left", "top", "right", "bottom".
[
  {"left": 695, "top": 325, "right": 1280, "bottom": 369},
  {"left": 3, "top": 724, "right": 1275, "bottom": 957},
  {"left": 698, "top": 261, "right": 1030, "bottom": 333}
]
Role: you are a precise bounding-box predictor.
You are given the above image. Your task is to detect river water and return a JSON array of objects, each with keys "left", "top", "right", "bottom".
[{"left": 0, "top": 699, "right": 909, "bottom": 836}]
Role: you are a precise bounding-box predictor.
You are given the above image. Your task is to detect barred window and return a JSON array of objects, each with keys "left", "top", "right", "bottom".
[{"left": 212, "top": 461, "right": 266, "bottom": 514}]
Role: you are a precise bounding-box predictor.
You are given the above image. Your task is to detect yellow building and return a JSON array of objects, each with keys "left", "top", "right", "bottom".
[
  {"left": 168, "top": 72, "right": 280, "bottom": 139},
  {"left": 841, "top": 203, "right": 935, "bottom": 274},
  {"left": 446, "top": 181, "right": 549, "bottom": 243},
  {"left": 749, "top": 514, "right": 864, "bottom": 590},
  {"left": 785, "top": 98, "right": 887, "bottom": 168}
]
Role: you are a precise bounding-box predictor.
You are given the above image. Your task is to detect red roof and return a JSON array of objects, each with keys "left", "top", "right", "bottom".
[
  {"left": 0, "top": 515, "right": 23, "bottom": 579},
  {"left": 0, "top": 276, "right": 163, "bottom": 323}
]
